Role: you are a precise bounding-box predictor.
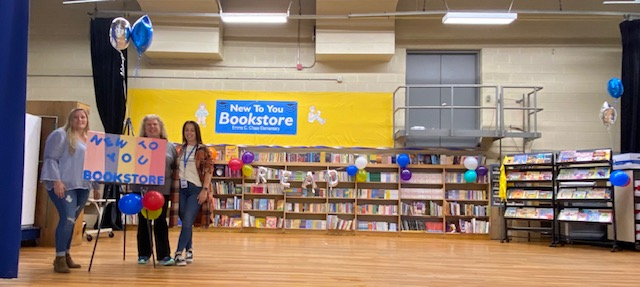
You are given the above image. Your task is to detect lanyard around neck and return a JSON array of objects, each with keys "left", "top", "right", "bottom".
[{"left": 183, "top": 145, "right": 197, "bottom": 168}]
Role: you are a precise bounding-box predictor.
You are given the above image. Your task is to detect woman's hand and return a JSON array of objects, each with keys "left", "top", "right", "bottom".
[
  {"left": 53, "top": 181, "right": 66, "bottom": 198},
  {"left": 197, "top": 189, "right": 209, "bottom": 205}
]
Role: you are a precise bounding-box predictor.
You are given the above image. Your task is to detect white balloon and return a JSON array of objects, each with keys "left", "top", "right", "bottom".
[
  {"left": 463, "top": 157, "right": 478, "bottom": 170},
  {"left": 355, "top": 156, "right": 368, "bottom": 170},
  {"left": 280, "top": 170, "right": 292, "bottom": 188},
  {"left": 327, "top": 169, "right": 339, "bottom": 188},
  {"left": 599, "top": 101, "right": 617, "bottom": 129},
  {"left": 255, "top": 166, "right": 268, "bottom": 184}
]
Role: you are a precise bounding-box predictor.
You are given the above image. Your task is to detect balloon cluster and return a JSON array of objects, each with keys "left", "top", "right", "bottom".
[
  {"left": 109, "top": 16, "right": 153, "bottom": 76},
  {"left": 118, "top": 190, "right": 165, "bottom": 220},
  {"left": 345, "top": 156, "right": 368, "bottom": 182},
  {"left": 396, "top": 154, "right": 412, "bottom": 181},
  {"left": 109, "top": 16, "right": 153, "bottom": 55},
  {"left": 610, "top": 170, "right": 630, "bottom": 187},
  {"left": 601, "top": 78, "right": 623, "bottom": 129},
  {"left": 462, "top": 157, "right": 488, "bottom": 183}
]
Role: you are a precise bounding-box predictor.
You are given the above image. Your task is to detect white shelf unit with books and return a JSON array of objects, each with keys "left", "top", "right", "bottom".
[
  {"left": 501, "top": 152, "right": 556, "bottom": 245},
  {"left": 555, "top": 148, "right": 619, "bottom": 252},
  {"left": 204, "top": 151, "right": 490, "bottom": 238}
]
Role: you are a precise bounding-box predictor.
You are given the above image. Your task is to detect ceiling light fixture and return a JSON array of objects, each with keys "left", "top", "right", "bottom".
[
  {"left": 603, "top": 0, "right": 640, "bottom": 4},
  {"left": 220, "top": 12, "right": 289, "bottom": 24},
  {"left": 442, "top": 12, "right": 518, "bottom": 25},
  {"left": 63, "top": 0, "right": 114, "bottom": 4}
]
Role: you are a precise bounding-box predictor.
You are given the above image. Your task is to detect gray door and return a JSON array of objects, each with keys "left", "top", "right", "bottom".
[{"left": 406, "top": 52, "right": 479, "bottom": 148}]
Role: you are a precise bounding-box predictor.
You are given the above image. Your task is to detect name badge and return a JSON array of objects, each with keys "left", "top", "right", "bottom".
[{"left": 180, "top": 179, "right": 188, "bottom": 189}]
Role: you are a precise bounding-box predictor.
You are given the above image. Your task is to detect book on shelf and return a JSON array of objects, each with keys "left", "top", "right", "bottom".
[
  {"left": 224, "top": 145, "right": 239, "bottom": 161},
  {"left": 558, "top": 149, "right": 611, "bottom": 163}
]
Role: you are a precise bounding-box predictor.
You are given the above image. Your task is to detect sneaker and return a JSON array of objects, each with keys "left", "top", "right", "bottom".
[
  {"left": 158, "top": 256, "right": 175, "bottom": 266},
  {"left": 175, "top": 254, "right": 187, "bottom": 266},
  {"left": 138, "top": 256, "right": 149, "bottom": 265},
  {"left": 185, "top": 250, "right": 193, "bottom": 264}
]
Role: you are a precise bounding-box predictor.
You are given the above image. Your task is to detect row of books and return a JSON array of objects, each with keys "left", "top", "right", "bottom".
[
  {"left": 504, "top": 153, "right": 553, "bottom": 165},
  {"left": 400, "top": 188, "right": 443, "bottom": 199},
  {"left": 446, "top": 172, "right": 488, "bottom": 183},
  {"left": 328, "top": 203, "right": 354, "bottom": 213},
  {"left": 284, "top": 188, "right": 326, "bottom": 197},
  {"left": 242, "top": 214, "right": 282, "bottom": 228},
  {"left": 557, "top": 168, "right": 610, "bottom": 180},
  {"left": 504, "top": 207, "right": 554, "bottom": 220},
  {"left": 243, "top": 198, "right": 282, "bottom": 211},
  {"left": 358, "top": 204, "right": 398, "bottom": 215},
  {"left": 507, "top": 189, "right": 553, "bottom": 200},
  {"left": 401, "top": 201, "right": 442, "bottom": 216},
  {"left": 356, "top": 221, "right": 398, "bottom": 231},
  {"left": 557, "top": 208, "right": 612, "bottom": 222},
  {"left": 284, "top": 219, "right": 327, "bottom": 230},
  {"left": 401, "top": 220, "right": 444, "bottom": 232},
  {"left": 327, "top": 215, "right": 354, "bottom": 230},
  {"left": 285, "top": 202, "right": 326, "bottom": 213},
  {"left": 453, "top": 219, "right": 490, "bottom": 234},
  {"left": 402, "top": 173, "right": 442, "bottom": 184},
  {"left": 357, "top": 189, "right": 398, "bottom": 199},
  {"left": 445, "top": 203, "right": 488, "bottom": 217},
  {"left": 445, "top": 190, "right": 487, "bottom": 200},
  {"left": 212, "top": 197, "right": 242, "bottom": 210},
  {"left": 557, "top": 188, "right": 611, "bottom": 199},
  {"left": 506, "top": 171, "right": 553, "bottom": 181},
  {"left": 557, "top": 149, "right": 611, "bottom": 163}
]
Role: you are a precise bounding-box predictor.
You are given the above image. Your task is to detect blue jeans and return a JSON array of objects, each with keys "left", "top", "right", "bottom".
[
  {"left": 47, "top": 188, "right": 90, "bottom": 254},
  {"left": 176, "top": 182, "right": 201, "bottom": 254}
]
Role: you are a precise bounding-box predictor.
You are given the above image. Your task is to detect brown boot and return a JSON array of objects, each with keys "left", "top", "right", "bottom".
[
  {"left": 53, "top": 256, "right": 70, "bottom": 273},
  {"left": 65, "top": 254, "right": 81, "bottom": 269}
]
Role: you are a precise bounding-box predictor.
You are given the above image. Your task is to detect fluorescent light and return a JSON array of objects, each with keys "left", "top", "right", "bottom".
[
  {"left": 63, "top": 0, "right": 114, "bottom": 4},
  {"left": 442, "top": 12, "right": 517, "bottom": 25},
  {"left": 220, "top": 13, "right": 288, "bottom": 24}
]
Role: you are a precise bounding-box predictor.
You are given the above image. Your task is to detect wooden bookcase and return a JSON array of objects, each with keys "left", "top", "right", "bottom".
[{"left": 207, "top": 151, "right": 491, "bottom": 238}]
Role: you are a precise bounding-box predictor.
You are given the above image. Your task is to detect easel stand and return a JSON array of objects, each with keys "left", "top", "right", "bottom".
[
  {"left": 88, "top": 118, "right": 159, "bottom": 271},
  {"left": 88, "top": 185, "right": 159, "bottom": 271}
]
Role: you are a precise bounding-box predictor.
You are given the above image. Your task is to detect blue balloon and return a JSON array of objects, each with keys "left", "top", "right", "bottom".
[
  {"left": 607, "top": 78, "right": 624, "bottom": 99},
  {"left": 346, "top": 165, "right": 358, "bottom": 176},
  {"left": 464, "top": 170, "right": 477, "bottom": 183},
  {"left": 131, "top": 15, "right": 153, "bottom": 55},
  {"left": 610, "top": 170, "right": 629, "bottom": 187},
  {"left": 397, "top": 154, "right": 410, "bottom": 168},
  {"left": 118, "top": 193, "right": 143, "bottom": 215}
]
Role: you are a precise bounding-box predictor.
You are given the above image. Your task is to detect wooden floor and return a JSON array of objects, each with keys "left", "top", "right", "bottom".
[{"left": 4, "top": 230, "right": 640, "bottom": 286}]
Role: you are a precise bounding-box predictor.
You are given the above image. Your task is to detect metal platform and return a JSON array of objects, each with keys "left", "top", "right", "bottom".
[{"left": 393, "top": 84, "right": 543, "bottom": 149}]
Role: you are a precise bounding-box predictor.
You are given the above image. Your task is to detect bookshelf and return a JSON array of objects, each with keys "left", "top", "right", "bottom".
[
  {"left": 204, "top": 151, "right": 491, "bottom": 238},
  {"left": 555, "top": 149, "right": 619, "bottom": 252},
  {"left": 501, "top": 152, "right": 555, "bottom": 245}
]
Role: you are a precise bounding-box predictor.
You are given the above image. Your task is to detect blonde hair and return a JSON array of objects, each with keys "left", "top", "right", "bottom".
[
  {"left": 139, "top": 114, "right": 169, "bottom": 139},
  {"left": 63, "top": 108, "right": 90, "bottom": 155}
]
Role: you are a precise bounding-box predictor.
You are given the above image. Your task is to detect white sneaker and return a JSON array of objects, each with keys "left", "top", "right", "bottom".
[
  {"left": 175, "top": 254, "right": 187, "bottom": 266},
  {"left": 185, "top": 250, "right": 193, "bottom": 264}
]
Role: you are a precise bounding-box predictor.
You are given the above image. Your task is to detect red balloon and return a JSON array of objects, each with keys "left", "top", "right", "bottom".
[
  {"left": 228, "top": 158, "right": 243, "bottom": 172},
  {"left": 142, "top": 191, "right": 165, "bottom": 211}
]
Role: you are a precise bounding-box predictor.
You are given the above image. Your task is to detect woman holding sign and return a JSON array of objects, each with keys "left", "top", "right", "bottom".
[
  {"left": 133, "top": 115, "right": 178, "bottom": 266},
  {"left": 40, "top": 108, "right": 99, "bottom": 273},
  {"left": 174, "top": 120, "right": 213, "bottom": 266}
]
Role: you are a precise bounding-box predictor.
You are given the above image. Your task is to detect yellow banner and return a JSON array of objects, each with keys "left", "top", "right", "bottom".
[{"left": 129, "top": 89, "right": 393, "bottom": 148}]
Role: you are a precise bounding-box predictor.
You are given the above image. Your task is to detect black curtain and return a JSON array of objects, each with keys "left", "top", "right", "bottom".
[
  {"left": 90, "top": 17, "right": 127, "bottom": 134},
  {"left": 620, "top": 20, "right": 640, "bottom": 153},
  {"left": 90, "top": 18, "right": 127, "bottom": 229}
]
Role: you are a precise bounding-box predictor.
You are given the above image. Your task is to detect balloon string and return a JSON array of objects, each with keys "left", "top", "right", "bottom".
[
  {"left": 135, "top": 53, "right": 141, "bottom": 77},
  {"left": 119, "top": 50, "right": 127, "bottom": 104}
]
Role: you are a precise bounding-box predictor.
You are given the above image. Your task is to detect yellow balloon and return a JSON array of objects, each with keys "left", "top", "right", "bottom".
[
  {"left": 242, "top": 164, "right": 254, "bottom": 177},
  {"left": 141, "top": 208, "right": 162, "bottom": 220},
  {"left": 356, "top": 170, "right": 367, "bottom": 182}
]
